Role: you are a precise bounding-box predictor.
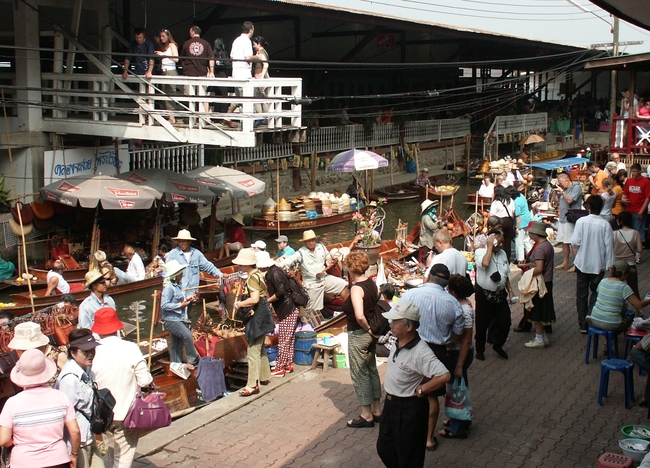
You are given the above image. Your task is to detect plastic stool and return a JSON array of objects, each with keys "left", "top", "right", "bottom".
[
  {"left": 585, "top": 326, "right": 619, "bottom": 364},
  {"left": 598, "top": 359, "right": 635, "bottom": 409},
  {"left": 597, "top": 452, "right": 633, "bottom": 467}
]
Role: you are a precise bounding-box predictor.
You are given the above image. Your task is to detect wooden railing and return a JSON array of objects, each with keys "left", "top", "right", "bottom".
[
  {"left": 483, "top": 113, "right": 548, "bottom": 159},
  {"left": 611, "top": 117, "right": 650, "bottom": 156}
]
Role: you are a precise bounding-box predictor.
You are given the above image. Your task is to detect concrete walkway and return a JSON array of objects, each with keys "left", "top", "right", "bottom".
[{"left": 132, "top": 240, "right": 650, "bottom": 467}]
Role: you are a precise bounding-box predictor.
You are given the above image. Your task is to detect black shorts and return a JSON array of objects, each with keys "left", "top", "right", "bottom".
[{"left": 427, "top": 343, "right": 458, "bottom": 397}]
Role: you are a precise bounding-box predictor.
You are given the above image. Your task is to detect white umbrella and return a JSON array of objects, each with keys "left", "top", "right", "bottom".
[
  {"left": 185, "top": 166, "right": 266, "bottom": 198},
  {"left": 327, "top": 148, "right": 389, "bottom": 172},
  {"left": 117, "top": 168, "right": 215, "bottom": 204}
]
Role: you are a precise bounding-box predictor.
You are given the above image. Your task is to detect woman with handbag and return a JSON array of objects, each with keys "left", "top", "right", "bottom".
[
  {"left": 342, "top": 250, "right": 382, "bottom": 428},
  {"left": 233, "top": 249, "right": 274, "bottom": 397},
  {"left": 613, "top": 211, "right": 643, "bottom": 312},
  {"left": 55, "top": 329, "right": 104, "bottom": 468},
  {"left": 489, "top": 185, "right": 515, "bottom": 261},
  {"left": 160, "top": 260, "right": 199, "bottom": 377}
]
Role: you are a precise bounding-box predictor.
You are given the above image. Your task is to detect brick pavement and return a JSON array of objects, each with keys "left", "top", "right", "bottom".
[{"left": 134, "top": 247, "right": 650, "bottom": 467}]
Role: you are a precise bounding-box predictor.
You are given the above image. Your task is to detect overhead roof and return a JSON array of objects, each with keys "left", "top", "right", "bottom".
[
  {"left": 588, "top": 0, "right": 650, "bottom": 32},
  {"left": 585, "top": 51, "right": 650, "bottom": 70}
]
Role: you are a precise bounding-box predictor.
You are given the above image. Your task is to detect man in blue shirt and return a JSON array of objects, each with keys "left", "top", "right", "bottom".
[
  {"left": 122, "top": 28, "right": 155, "bottom": 79},
  {"left": 275, "top": 235, "right": 295, "bottom": 258}
]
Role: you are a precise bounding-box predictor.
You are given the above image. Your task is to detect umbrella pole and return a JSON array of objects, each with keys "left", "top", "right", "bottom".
[
  {"left": 208, "top": 199, "right": 217, "bottom": 252},
  {"left": 251, "top": 195, "right": 255, "bottom": 225},
  {"left": 89, "top": 207, "right": 100, "bottom": 271},
  {"left": 151, "top": 201, "right": 161, "bottom": 261},
  {"left": 389, "top": 146, "right": 394, "bottom": 186},
  {"left": 276, "top": 161, "right": 280, "bottom": 238},
  {"left": 148, "top": 292, "right": 157, "bottom": 371}
]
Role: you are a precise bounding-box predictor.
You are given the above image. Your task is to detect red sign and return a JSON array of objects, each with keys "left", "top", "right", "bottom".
[
  {"left": 118, "top": 200, "right": 136, "bottom": 209},
  {"left": 237, "top": 179, "right": 255, "bottom": 188},
  {"left": 126, "top": 173, "right": 148, "bottom": 185},
  {"left": 106, "top": 187, "right": 139, "bottom": 197},
  {"left": 170, "top": 181, "right": 199, "bottom": 192},
  {"left": 56, "top": 181, "right": 80, "bottom": 193},
  {"left": 171, "top": 193, "right": 186, "bottom": 202},
  {"left": 195, "top": 178, "right": 220, "bottom": 187},
  {"left": 44, "top": 191, "right": 58, "bottom": 201}
]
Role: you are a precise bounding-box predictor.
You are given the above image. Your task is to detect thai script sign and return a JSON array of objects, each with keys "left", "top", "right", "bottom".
[{"left": 44, "top": 145, "right": 128, "bottom": 184}]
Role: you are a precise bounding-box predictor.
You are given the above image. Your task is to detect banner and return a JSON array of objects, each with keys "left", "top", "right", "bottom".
[{"left": 44, "top": 145, "right": 128, "bottom": 184}]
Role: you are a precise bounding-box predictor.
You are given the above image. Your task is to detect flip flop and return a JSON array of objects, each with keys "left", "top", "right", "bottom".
[
  {"left": 426, "top": 436, "right": 438, "bottom": 451},
  {"left": 347, "top": 416, "right": 374, "bottom": 428},
  {"left": 439, "top": 428, "right": 468, "bottom": 439}
]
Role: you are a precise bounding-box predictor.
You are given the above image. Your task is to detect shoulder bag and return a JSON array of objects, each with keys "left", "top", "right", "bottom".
[
  {"left": 123, "top": 386, "right": 171, "bottom": 430},
  {"left": 566, "top": 209, "right": 589, "bottom": 223}
]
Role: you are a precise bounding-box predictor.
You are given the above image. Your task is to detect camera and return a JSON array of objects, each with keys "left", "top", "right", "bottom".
[{"left": 490, "top": 271, "right": 501, "bottom": 283}]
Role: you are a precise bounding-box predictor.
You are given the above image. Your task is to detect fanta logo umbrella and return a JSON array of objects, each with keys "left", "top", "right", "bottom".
[
  {"left": 186, "top": 165, "right": 266, "bottom": 198},
  {"left": 327, "top": 148, "right": 389, "bottom": 172},
  {"left": 117, "top": 168, "right": 215, "bottom": 204}
]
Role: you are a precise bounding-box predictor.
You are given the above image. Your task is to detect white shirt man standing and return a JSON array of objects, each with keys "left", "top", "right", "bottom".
[
  {"left": 124, "top": 245, "right": 145, "bottom": 281},
  {"left": 224, "top": 21, "right": 255, "bottom": 128}
]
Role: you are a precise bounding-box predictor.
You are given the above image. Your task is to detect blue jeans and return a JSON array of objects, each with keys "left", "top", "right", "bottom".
[
  {"left": 631, "top": 212, "right": 647, "bottom": 242},
  {"left": 575, "top": 268, "right": 604, "bottom": 331},
  {"left": 164, "top": 320, "right": 198, "bottom": 365}
]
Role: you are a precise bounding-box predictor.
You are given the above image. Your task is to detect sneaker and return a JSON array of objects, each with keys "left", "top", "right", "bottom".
[
  {"left": 285, "top": 364, "right": 294, "bottom": 373},
  {"left": 271, "top": 368, "right": 286, "bottom": 377},
  {"left": 580, "top": 329, "right": 588, "bottom": 334},
  {"left": 169, "top": 362, "right": 191, "bottom": 380},
  {"left": 524, "top": 339, "right": 546, "bottom": 349},
  {"left": 543, "top": 336, "right": 550, "bottom": 346},
  {"left": 475, "top": 352, "right": 485, "bottom": 361},
  {"left": 493, "top": 346, "right": 509, "bottom": 360}
]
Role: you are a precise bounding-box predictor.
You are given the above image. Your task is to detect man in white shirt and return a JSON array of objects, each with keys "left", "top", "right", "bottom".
[
  {"left": 477, "top": 175, "right": 495, "bottom": 199},
  {"left": 124, "top": 245, "right": 145, "bottom": 281},
  {"left": 425, "top": 229, "right": 467, "bottom": 277},
  {"left": 45, "top": 260, "right": 71, "bottom": 295},
  {"left": 610, "top": 152, "right": 627, "bottom": 172},
  {"left": 223, "top": 21, "right": 255, "bottom": 128},
  {"left": 571, "top": 195, "right": 614, "bottom": 333}
]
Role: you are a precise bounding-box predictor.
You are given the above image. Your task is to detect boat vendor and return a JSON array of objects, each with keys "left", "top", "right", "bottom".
[
  {"left": 217, "top": 213, "right": 247, "bottom": 260},
  {"left": 123, "top": 245, "right": 145, "bottom": 281},
  {"left": 418, "top": 200, "right": 437, "bottom": 263},
  {"left": 45, "top": 260, "right": 82, "bottom": 295},
  {"left": 346, "top": 175, "right": 367, "bottom": 203},
  {"left": 505, "top": 164, "right": 524, "bottom": 187},
  {"left": 276, "top": 229, "right": 349, "bottom": 313},
  {"left": 275, "top": 235, "right": 295, "bottom": 258},
  {"left": 415, "top": 168, "right": 432, "bottom": 187},
  {"left": 166, "top": 230, "right": 223, "bottom": 298},
  {"left": 367, "top": 201, "right": 385, "bottom": 238},
  {"left": 78, "top": 269, "right": 116, "bottom": 329},
  {"left": 478, "top": 175, "right": 495, "bottom": 199}
]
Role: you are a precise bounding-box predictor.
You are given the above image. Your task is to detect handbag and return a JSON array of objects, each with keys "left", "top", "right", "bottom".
[
  {"left": 11, "top": 202, "right": 33, "bottom": 225},
  {"left": 566, "top": 209, "right": 589, "bottom": 223},
  {"left": 54, "top": 314, "right": 75, "bottom": 346},
  {"left": 235, "top": 293, "right": 254, "bottom": 323},
  {"left": 123, "top": 387, "right": 172, "bottom": 430},
  {"left": 444, "top": 378, "right": 474, "bottom": 421}
]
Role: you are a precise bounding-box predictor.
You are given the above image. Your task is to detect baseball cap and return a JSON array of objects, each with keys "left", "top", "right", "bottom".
[
  {"left": 382, "top": 300, "right": 420, "bottom": 322},
  {"left": 429, "top": 263, "right": 450, "bottom": 281},
  {"left": 275, "top": 235, "right": 288, "bottom": 243}
]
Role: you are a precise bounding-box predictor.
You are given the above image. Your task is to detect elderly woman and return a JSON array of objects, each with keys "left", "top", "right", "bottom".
[
  {"left": 342, "top": 250, "right": 382, "bottom": 428},
  {"left": 161, "top": 260, "right": 199, "bottom": 377},
  {"left": 586, "top": 260, "right": 650, "bottom": 334},
  {"left": 56, "top": 329, "right": 102, "bottom": 468},
  {"left": 0, "top": 349, "right": 81, "bottom": 468},
  {"left": 474, "top": 229, "right": 513, "bottom": 361},
  {"left": 233, "top": 249, "right": 274, "bottom": 396},
  {"left": 517, "top": 221, "right": 555, "bottom": 349}
]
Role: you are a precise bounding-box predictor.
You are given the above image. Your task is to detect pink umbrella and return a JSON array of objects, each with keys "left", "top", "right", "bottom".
[{"left": 327, "top": 149, "right": 388, "bottom": 172}]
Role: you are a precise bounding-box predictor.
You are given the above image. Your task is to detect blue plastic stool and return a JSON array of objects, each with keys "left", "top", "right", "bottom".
[
  {"left": 585, "top": 326, "right": 619, "bottom": 364},
  {"left": 598, "top": 359, "right": 635, "bottom": 409}
]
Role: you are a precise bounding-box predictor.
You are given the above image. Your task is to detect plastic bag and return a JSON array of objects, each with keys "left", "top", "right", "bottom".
[{"left": 444, "top": 378, "right": 474, "bottom": 421}]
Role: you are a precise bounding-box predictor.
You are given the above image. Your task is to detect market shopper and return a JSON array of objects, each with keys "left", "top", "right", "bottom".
[
  {"left": 474, "top": 230, "right": 513, "bottom": 361},
  {"left": 223, "top": 21, "right": 256, "bottom": 128},
  {"left": 180, "top": 26, "right": 215, "bottom": 115},
  {"left": 78, "top": 269, "right": 116, "bottom": 329},
  {"left": 55, "top": 329, "right": 103, "bottom": 468},
  {"left": 91, "top": 307, "right": 153, "bottom": 468},
  {"left": 554, "top": 172, "right": 584, "bottom": 270},
  {"left": 613, "top": 211, "right": 643, "bottom": 306},
  {"left": 506, "top": 185, "right": 532, "bottom": 262},
  {"left": 376, "top": 300, "right": 451, "bottom": 468},
  {"left": 122, "top": 27, "right": 155, "bottom": 79},
  {"left": 261, "top": 252, "right": 298, "bottom": 377},
  {"left": 425, "top": 228, "right": 467, "bottom": 277},
  {"left": 0, "top": 349, "right": 81, "bottom": 468},
  {"left": 166, "top": 229, "right": 223, "bottom": 297},
  {"left": 161, "top": 260, "right": 199, "bottom": 375},
  {"left": 398, "top": 263, "right": 464, "bottom": 451},
  {"left": 623, "top": 163, "right": 650, "bottom": 243},
  {"left": 342, "top": 251, "right": 382, "bottom": 428},
  {"left": 277, "top": 230, "right": 348, "bottom": 313},
  {"left": 233, "top": 249, "right": 274, "bottom": 396},
  {"left": 489, "top": 185, "right": 515, "bottom": 261},
  {"left": 571, "top": 195, "right": 615, "bottom": 334}
]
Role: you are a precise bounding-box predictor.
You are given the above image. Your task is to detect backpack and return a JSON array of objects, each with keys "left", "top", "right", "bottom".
[
  {"left": 368, "top": 300, "right": 391, "bottom": 336},
  {"left": 287, "top": 276, "right": 309, "bottom": 307},
  {"left": 82, "top": 384, "right": 116, "bottom": 434}
]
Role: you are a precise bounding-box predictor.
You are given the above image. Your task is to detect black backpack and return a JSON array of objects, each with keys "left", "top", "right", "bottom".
[
  {"left": 368, "top": 300, "right": 391, "bottom": 336},
  {"left": 287, "top": 276, "right": 309, "bottom": 307},
  {"left": 63, "top": 373, "right": 116, "bottom": 434}
]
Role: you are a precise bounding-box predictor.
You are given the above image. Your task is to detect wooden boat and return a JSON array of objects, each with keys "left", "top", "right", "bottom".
[
  {"left": 372, "top": 183, "right": 420, "bottom": 201},
  {"left": 10, "top": 275, "right": 163, "bottom": 307},
  {"left": 28, "top": 266, "right": 86, "bottom": 282},
  {"left": 466, "top": 193, "right": 493, "bottom": 208},
  {"left": 244, "top": 207, "right": 368, "bottom": 232}
]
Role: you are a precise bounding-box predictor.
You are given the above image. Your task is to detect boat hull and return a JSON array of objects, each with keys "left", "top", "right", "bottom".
[
  {"left": 244, "top": 207, "right": 367, "bottom": 232},
  {"left": 28, "top": 267, "right": 86, "bottom": 282},
  {"left": 10, "top": 276, "right": 163, "bottom": 306},
  {"left": 372, "top": 183, "right": 419, "bottom": 201}
]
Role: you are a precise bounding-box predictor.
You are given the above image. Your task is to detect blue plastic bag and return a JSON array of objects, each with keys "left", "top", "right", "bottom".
[{"left": 444, "top": 378, "right": 474, "bottom": 421}]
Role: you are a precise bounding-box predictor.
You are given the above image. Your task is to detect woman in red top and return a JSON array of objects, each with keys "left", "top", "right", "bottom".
[{"left": 217, "top": 212, "right": 247, "bottom": 259}]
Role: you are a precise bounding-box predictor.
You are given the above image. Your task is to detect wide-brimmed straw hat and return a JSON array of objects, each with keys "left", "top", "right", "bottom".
[
  {"left": 231, "top": 212, "right": 245, "bottom": 226},
  {"left": 91, "top": 307, "right": 124, "bottom": 335},
  {"left": 84, "top": 269, "right": 104, "bottom": 288},
  {"left": 255, "top": 251, "right": 275, "bottom": 269},
  {"left": 165, "top": 259, "right": 186, "bottom": 279},
  {"left": 299, "top": 230, "right": 318, "bottom": 242},
  {"left": 8, "top": 322, "right": 50, "bottom": 350},
  {"left": 10, "top": 349, "right": 57, "bottom": 387},
  {"left": 173, "top": 229, "right": 196, "bottom": 241},
  {"left": 232, "top": 248, "right": 258, "bottom": 266},
  {"left": 528, "top": 221, "right": 548, "bottom": 238}
]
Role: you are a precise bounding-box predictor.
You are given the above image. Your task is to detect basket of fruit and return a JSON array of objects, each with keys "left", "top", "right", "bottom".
[{"left": 431, "top": 185, "right": 459, "bottom": 196}]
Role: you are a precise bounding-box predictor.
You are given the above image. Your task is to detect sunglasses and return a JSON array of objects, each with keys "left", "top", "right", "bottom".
[{"left": 96, "top": 277, "right": 107, "bottom": 285}]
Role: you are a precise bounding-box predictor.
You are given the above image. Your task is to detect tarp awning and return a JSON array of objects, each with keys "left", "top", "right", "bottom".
[{"left": 525, "top": 157, "right": 589, "bottom": 170}]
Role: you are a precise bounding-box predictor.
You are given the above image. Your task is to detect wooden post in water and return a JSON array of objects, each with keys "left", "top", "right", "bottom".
[{"left": 311, "top": 151, "right": 317, "bottom": 192}]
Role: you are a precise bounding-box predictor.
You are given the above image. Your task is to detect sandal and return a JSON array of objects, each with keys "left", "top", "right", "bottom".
[
  {"left": 439, "top": 428, "right": 468, "bottom": 439},
  {"left": 443, "top": 419, "right": 450, "bottom": 427},
  {"left": 426, "top": 436, "right": 438, "bottom": 451},
  {"left": 373, "top": 414, "right": 382, "bottom": 423},
  {"left": 239, "top": 385, "right": 259, "bottom": 397},
  {"left": 346, "top": 416, "right": 374, "bottom": 428}
]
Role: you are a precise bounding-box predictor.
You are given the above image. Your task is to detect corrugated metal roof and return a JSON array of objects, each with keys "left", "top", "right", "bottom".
[{"left": 588, "top": 0, "right": 650, "bottom": 32}]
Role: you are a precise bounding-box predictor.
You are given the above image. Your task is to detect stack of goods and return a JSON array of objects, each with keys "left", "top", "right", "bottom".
[
  {"left": 338, "top": 194, "right": 350, "bottom": 214},
  {"left": 261, "top": 198, "right": 277, "bottom": 220},
  {"left": 278, "top": 198, "right": 292, "bottom": 221},
  {"left": 321, "top": 195, "right": 332, "bottom": 217}
]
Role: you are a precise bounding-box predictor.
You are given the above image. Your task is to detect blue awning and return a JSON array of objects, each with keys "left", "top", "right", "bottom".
[{"left": 525, "top": 157, "right": 589, "bottom": 170}]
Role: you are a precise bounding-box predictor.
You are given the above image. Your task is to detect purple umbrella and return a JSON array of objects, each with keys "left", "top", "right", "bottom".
[{"left": 327, "top": 149, "right": 389, "bottom": 172}]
